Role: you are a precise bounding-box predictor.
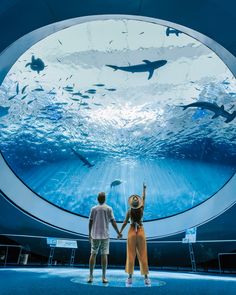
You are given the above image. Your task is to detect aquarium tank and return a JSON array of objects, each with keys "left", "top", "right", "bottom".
[{"left": 0, "top": 19, "right": 235, "bottom": 221}]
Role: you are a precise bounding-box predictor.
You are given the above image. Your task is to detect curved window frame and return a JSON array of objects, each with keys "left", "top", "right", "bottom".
[{"left": 0, "top": 14, "right": 236, "bottom": 239}]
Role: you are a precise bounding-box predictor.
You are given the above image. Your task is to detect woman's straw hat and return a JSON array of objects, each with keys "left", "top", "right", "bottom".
[{"left": 128, "top": 194, "right": 143, "bottom": 209}]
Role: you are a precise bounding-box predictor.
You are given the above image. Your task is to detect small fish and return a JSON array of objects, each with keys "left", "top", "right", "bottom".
[
  {"left": 32, "top": 87, "right": 44, "bottom": 92},
  {"left": 72, "top": 92, "right": 82, "bottom": 96},
  {"left": 21, "top": 94, "right": 28, "bottom": 100},
  {"left": 48, "top": 91, "right": 56, "bottom": 95},
  {"left": 106, "top": 88, "right": 116, "bottom": 91},
  {"left": 222, "top": 80, "right": 230, "bottom": 85},
  {"left": 109, "top": 40, "right": 113, "bottom": 44},
  {"left": 16, "top": 83, "right": 19, "bottom": 94},
  {"left": 94, "top": 83, "right": 105, "bottom": 87},
  {"left": 86, "top": 89, "right": 96, "bottom": 94},
  {"left": 81, "top": 95, "right": 90, "bottom": 99},
  {"left": 27, "top": 100, "right": 35, "bottom": 105},
  {"left": 8, "top": 94, "right": 17, "bottom": 100},
  {"left": 64, "top": 86, "right": 73, "bottom": 90},
  {"left": 110, "top": 180, "right": 122, "bottom": 188},
  {"left": 70, "top": 97, "right": 80, "bottom": 101},
  {"left": 80, "top": 102, "right": 88, "bottom": 106},
  {"left": 58, "top": 40, "right": 63, "bottom": 45},
  {"left": 56, "top": 58, "right": 61, "bottom": 63},
  {"left": 21, "top": 85, "right": 28, "bottom": 94},
  {"left": 139, "top": 32, "right": 144, "bottom": 35}
]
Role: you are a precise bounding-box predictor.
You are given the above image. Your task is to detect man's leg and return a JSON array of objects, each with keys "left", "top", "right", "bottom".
[
  {"left": 88, "top": 239, "right": 99, "bottom": 283},
  {"left": 100, "top": 239, "right": 109, "bottom": 283},
  {"left": 101, "top": 254, "right": 108, "bottom": 281},
  {"left": 89, "top": 253, "right": 97, "bottom": 280}
]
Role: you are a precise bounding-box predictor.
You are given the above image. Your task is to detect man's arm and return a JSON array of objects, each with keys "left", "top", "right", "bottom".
[
  {"left": 89, "top": 219, "right": 93, "bottom": 243},
  {"left": 111, "top": 219, "right": 122, "bottom": 238},
  {"left": 88, "top": 208, "right": 94, "bottom": 243}
]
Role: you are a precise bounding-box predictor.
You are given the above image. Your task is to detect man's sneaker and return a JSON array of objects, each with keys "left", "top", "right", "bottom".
[
  {"left": 144, "top": 278, "right": 151, "bottom": 286},
  {"left": 87, "top": 276, "right": 93, "bottom": 283},
  {"left": 126, "top": 277, "right": 132, "bottom": 287}
]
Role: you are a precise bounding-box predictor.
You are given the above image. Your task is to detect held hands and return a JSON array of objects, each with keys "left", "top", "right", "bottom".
[{"left": 117, "top": 231, "right": 122, "bottom": 239}]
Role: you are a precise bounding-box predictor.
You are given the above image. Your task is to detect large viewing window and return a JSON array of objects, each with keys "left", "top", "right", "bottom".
[{"left": 0, "top": 18, "right": 235, "bottom": 221}]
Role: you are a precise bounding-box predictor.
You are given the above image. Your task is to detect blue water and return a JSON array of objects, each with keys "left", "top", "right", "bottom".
[
  {"left": 0, "top": 19, "right": 236, "bottom": 221},
  {"left": 7, "top": 155, "right": 234, "bottom": 221}
]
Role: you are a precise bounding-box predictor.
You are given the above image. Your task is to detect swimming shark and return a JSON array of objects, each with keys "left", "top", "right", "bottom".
[
  {"left": 106, "top": 59, "right": 167, "bottom": 80},
  {"left": 166, "top": 27, "right": 182, "bottom": 37},
  {"left": 180, "top": 101, "right": 236, "bottom": 123},
  {"left": 71, "top": 148, "right": 94, "bottom": 168}
]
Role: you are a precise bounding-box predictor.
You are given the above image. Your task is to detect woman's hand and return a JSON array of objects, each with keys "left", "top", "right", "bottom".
[{"left": 117, "top": 231, "right": 122, "bottom": 239}]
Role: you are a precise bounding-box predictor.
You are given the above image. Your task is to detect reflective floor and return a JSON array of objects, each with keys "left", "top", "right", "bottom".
[
  {"left": 0, "top": 268, "right": 236, "bottom": 295},
  {"left": 70, "top": 269, "right": 166, "bottom": 287}
]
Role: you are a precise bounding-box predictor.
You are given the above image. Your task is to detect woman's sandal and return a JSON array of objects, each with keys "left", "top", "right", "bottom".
[{"left": 87, "top": 276, "right": 93, "bottom": 283}]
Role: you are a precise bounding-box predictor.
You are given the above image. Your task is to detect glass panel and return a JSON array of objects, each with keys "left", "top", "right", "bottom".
[{"left": 0, "top": 19, "right": 235, "bottom": 221}]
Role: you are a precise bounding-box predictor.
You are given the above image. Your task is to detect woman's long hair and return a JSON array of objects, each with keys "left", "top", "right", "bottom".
[{"left": 130, "top": 207, "right": 143, "bottom": 223}]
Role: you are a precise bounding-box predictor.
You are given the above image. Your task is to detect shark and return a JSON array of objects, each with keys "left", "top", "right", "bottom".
[
  {"left": 166, "top": 27, "right": 182, "bottom": 37},
  {"left": 180, "top": 101, "right": 236, "bottom": 123},
  {"left": 71, "top": 148, "right": 94, "bottom": 168},
  {"left": 106, "top": 59, "right": 167, "bottom": 80}
]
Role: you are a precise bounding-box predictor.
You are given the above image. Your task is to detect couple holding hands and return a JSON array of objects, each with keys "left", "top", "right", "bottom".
[{"left": 88, "top": 183, "right": 151, "bottom": 286}]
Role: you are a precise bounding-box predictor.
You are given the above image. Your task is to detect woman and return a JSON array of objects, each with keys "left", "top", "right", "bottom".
[{"left": 119, "top": 183, "right": 151, "bottom": 286}]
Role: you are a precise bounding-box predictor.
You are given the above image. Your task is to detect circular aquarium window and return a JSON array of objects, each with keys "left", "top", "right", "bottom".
[{"left": 0, "top": 18, "right": 235, "bottom": 222}]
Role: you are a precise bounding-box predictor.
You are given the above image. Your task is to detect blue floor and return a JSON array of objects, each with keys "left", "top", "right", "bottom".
[{"left": 0, "top": 268, "right": 236, "bottom": 295}]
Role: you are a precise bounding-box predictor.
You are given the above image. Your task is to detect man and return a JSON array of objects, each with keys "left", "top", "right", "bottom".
[{"left": 88, "top": 192, "right": 121, "bottom": 283}]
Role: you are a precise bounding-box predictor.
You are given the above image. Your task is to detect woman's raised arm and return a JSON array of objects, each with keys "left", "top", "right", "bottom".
[{"left": 142, "top": 182, "right": 146, "bottom": 207}]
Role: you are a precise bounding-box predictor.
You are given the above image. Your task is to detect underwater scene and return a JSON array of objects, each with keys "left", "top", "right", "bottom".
[{"left": 0, "top": 19, "right": 235, "bottom": 221}]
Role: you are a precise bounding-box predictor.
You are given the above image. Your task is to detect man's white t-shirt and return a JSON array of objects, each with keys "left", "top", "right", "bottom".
[{"left": 89, "top": 203, "right": 115, "bottom": 239}]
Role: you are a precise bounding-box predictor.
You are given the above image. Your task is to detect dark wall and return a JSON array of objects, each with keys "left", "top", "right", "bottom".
[
  {"left": 1, "top": 190, "right": 236, "bottom": 268},
  {"left": 0, "top": 0, "right": 236, "bottom": 57},
  {"left": 0, "top": 0, "right": 236, "bottom": 269}
]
